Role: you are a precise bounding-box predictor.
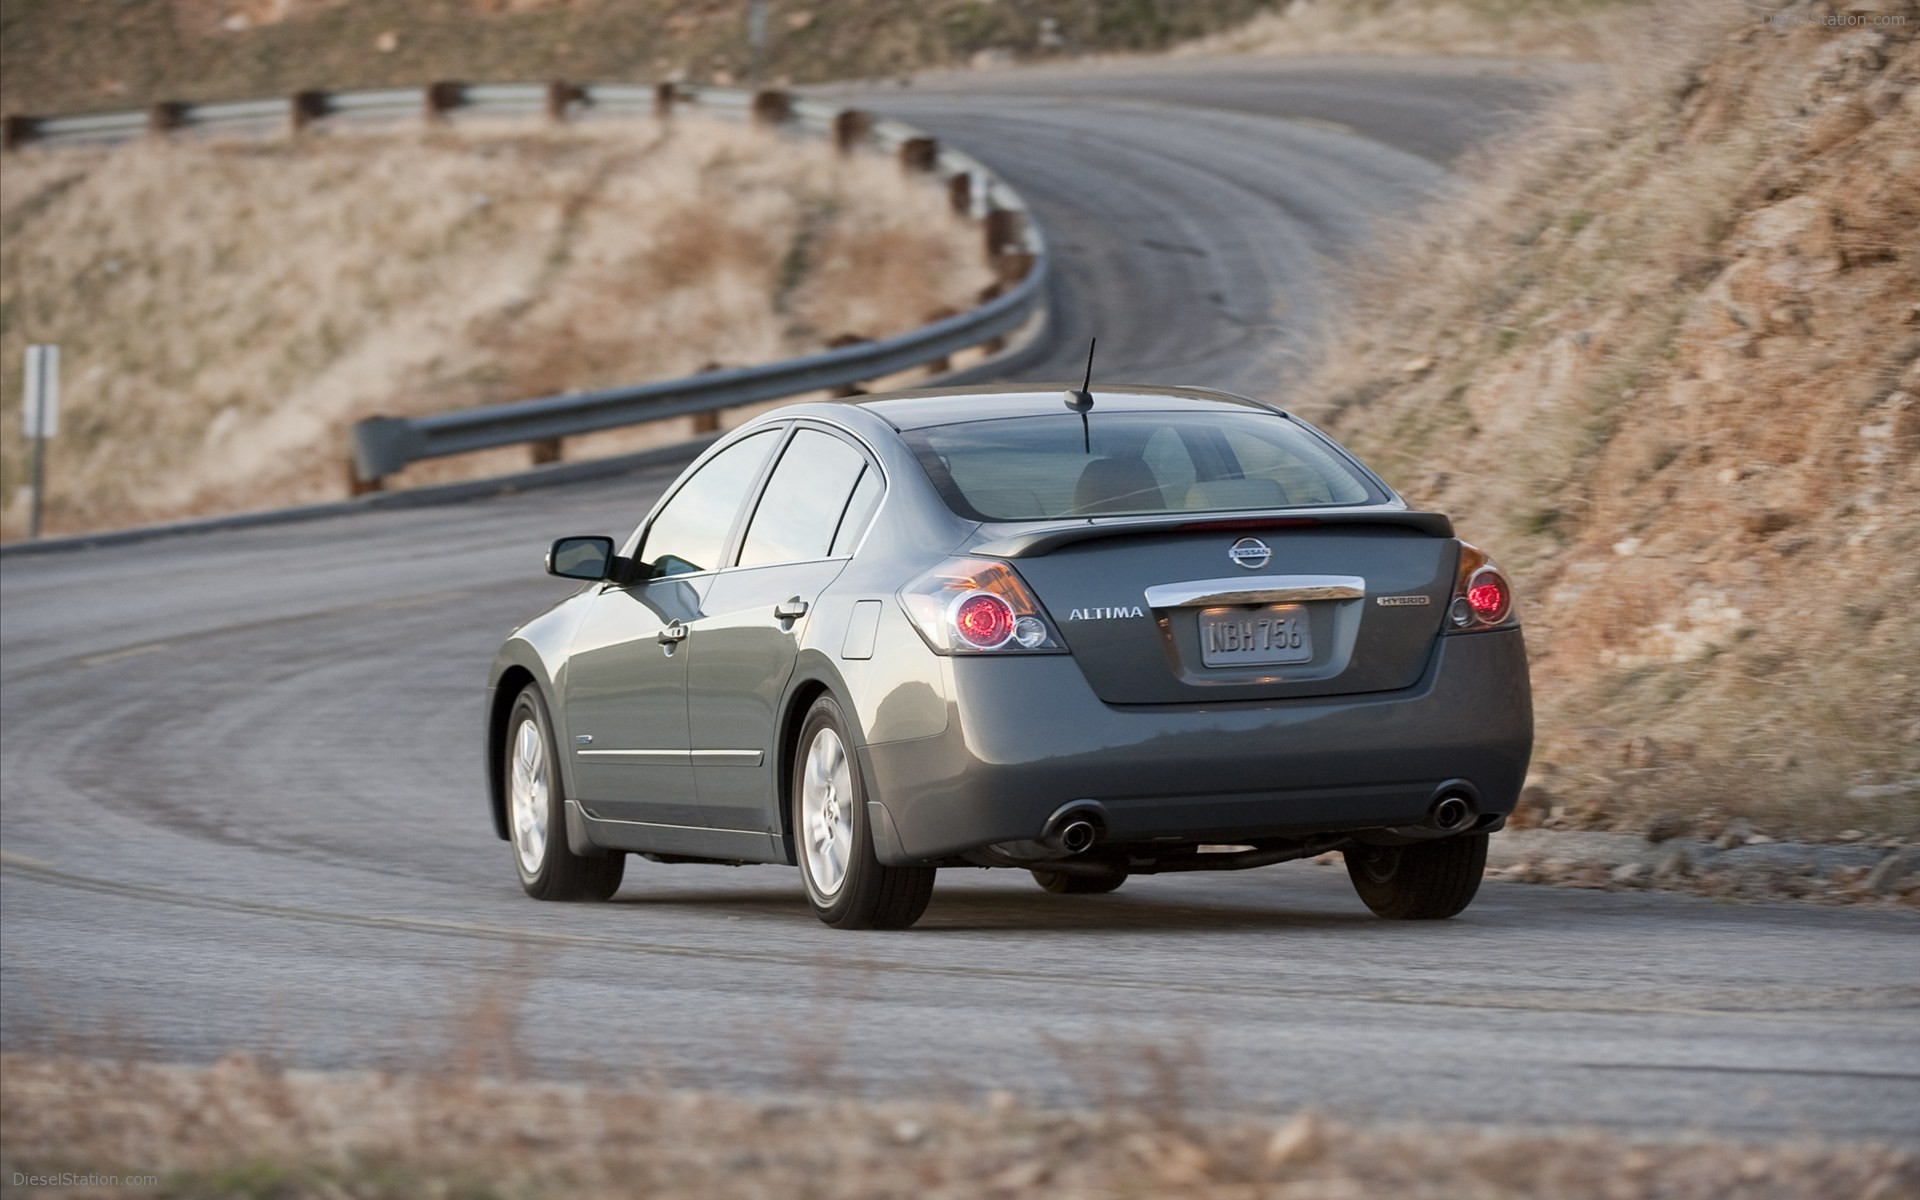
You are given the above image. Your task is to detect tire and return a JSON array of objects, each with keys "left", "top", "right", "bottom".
[
  {"left": 1344, "top": 834, "right": 1487, "bottom": 920},
  {"left": 505, "top": 685, "right": 624, "bottom": 902},
  {"left": 792, "top": 695, "right": 934, "bottom": 930},
  {"left": 1030, "top": 865, "right": 1127, "bottom": 894}
]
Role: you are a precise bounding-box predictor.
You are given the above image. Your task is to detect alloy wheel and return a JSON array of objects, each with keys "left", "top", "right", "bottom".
[{"left": 802, "top": 726, "right": 854, "bottom": 897}]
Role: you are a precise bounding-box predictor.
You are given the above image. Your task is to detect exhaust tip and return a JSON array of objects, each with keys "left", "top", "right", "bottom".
[
  {"left": 1432, "top": 795, "right": 1473, "bottom": 833},
  {"left": 1059, "top": 820, "right": 1097, "bottom": 855}
]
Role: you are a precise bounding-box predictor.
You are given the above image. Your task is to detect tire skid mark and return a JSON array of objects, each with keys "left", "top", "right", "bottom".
[{"left": 4, "top": 586, "right": 482, "bottom": 684}]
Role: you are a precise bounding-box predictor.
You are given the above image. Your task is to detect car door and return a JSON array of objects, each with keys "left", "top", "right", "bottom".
[
  {"left": 686, "top": 425, "right": 884, "bottom": 833},
  {"left": 561, "top": 428, "right": 783, "bottom": 829}
]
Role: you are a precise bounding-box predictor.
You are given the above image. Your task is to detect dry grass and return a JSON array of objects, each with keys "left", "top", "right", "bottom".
[
  {"left": 1178, "top": 0, "right": 1654, "bottom": 62},
  {"left": 0, "top": 116, "right": 991, "bottom": 538},
  {"left": 0, "top": 0, "right": 1281, "bottom": 116},
  {"left": 1292, "top": 1, "right": 1920, "bottom": 838},
  {"left": 2, "top": 1052, "right": 1912, "bottom": 1199}
]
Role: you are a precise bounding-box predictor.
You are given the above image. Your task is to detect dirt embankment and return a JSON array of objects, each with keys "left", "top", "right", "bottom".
[
  {"left": 0, "top": 0, "right": 1282, "bottom": 116},
  {"left": 0, "top": 119, "right": 990, "bottom": 538},
  {"left": 2, "top": 1053, "right": 1911, "bottom": 1200},
  {"left": 1296, "top": 1, "right": 1920, "bottom": 839}
]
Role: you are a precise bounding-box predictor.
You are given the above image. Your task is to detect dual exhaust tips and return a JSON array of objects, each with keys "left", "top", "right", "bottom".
[
  {"left": 1029, "top": 794, "right": 1473, "bottom": 861},
  {"left": 1431, "top": 794, "right": 1474, "bottom": 834},
  {"left": 1054, "top": 818, "right": 1098, "bottom": 855}
]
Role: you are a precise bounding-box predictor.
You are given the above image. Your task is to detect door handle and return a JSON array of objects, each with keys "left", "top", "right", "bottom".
[
  {"left": 658, "top": 622, "right": 689, "bottom": 644},
  {"left": 774, "top": 598, "right": 809, "bottom": 621}
]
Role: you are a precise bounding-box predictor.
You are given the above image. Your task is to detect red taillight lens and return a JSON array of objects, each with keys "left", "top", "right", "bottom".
[
  {"left": 1448, "top": 543, "right": 1517, "bottom": 630},
  {"left": 900, "top": 557, "right": 1065, "bottom": 654},
  {"left": 953, "top": 592, "right": 1017, "bottom": 649},
  {"left": 1468, "top": 577, "right": 1507, "bottom": 619}
]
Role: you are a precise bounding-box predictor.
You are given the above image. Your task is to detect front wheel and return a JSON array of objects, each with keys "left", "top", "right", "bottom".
[
  {"left": 793, "top": 696, "right": 934, "bottom": 930},
  {"left": 1345, "top": 834, "right": 1487, "bottom": 919},
  {"left": 506, "top": 685, "right": 624, "bottom": 901}
]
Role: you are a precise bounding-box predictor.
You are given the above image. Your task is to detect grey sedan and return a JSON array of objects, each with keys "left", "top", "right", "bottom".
[{"left": 487, "top": 386, "right": 1532, "bottom": 928}]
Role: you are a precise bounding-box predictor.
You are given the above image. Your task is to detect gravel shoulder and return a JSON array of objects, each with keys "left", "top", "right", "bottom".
[
  {"left": 2, "top": 1054, "right": 1912, "bottom": 1200},
  {"left": 1485, "top": 829, "right": 1919, "bottom": 907}
]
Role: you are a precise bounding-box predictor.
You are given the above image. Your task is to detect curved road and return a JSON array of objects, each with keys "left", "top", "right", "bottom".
[{"left": 4, "top": 57, "right": 1917, "bottom": 1142}]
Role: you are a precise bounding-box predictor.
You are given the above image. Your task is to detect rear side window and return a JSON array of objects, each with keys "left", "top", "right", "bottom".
[
  {"left": 642, "top": 429, "right": 780, "bottom": 577},
  {"left": 829, "top": 466, "right": 884, "bottom": 557},
  {"left": 904, "top": 411, "right": 1378, "bottom": 521},
  {"left": 739, "top": 429, "right": 871, "bottom": 566}
]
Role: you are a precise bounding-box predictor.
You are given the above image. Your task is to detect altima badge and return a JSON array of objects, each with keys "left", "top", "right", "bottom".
[{"left": 1228, "top": 537, "right": 1272, "bottom": 570}]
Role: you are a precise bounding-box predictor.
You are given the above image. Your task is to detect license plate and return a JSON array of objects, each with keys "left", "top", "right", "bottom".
[{"left": 1198, "top": 605, "right": 1312, "bottom": 667}]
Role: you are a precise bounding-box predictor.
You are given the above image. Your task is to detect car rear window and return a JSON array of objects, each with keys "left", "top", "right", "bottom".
[{"left": 903, "top": 411, "right": 1380, "bottom": 521}]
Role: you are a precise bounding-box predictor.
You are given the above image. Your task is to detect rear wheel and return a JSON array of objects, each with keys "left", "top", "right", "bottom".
[
  {"left": 794, "top": 696, "right": 935, "bottom": 930},
  {"left": 1345, "top": 834, "right": 1487, "bottom": 919},
  {"left": 506, "top": 685, "right": 624, "bottom": 901},
  {"left": 1030, "top": 865, "right": 1127, "bottom": 894}
]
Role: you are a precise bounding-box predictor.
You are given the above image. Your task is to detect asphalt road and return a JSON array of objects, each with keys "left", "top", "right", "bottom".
[{"left": 4, "top": 58, "right": 1917, "bottom": 1145}]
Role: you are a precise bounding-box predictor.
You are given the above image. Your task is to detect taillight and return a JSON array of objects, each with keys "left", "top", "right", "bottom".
[
  {"left": 953, "top": 592, "right": 1017, "bottom": 649},
  {"left": 1447, "top": 542, "right": 1517, "bottom": 630},
  {"left": 901, "top": 558, "right": 1065, "bottom": 654}
]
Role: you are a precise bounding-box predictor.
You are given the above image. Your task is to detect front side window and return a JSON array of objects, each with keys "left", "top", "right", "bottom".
[
  {"left": 739, "top": 429, "right": 870, "bottom": 567},
  {"left": 904, "top": 411, "right": 1379, "bottom": 521},
  {"left": 641, "top": 429, "right": 780, "bottom": 577}
]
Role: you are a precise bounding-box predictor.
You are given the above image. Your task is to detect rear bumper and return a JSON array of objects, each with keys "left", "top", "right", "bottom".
[{"left": 859, "top": 628, "right": 1532, "bottom": 863}]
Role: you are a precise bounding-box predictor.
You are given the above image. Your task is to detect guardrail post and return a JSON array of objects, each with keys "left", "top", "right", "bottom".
[
  {"left": 2, "top": 114, "right": 38, "bottom": 151},
  {"left": 546, "top": 80, "right": 587, "bottom": 123},
  {"left": 690, "top": 361, "right": 724, "bottom": 432},
  {"left": 349, "top": 415, "right": 424, "bottom": 493},
  {"left": 425, "top": 81, "right": 466, "bottom": 122},
  {"left": 832, "top": 109, "right": 871, "bottom": 155},
  {"left": 826, "top": 334, "right": 869, "bottom": 396},
  {"left": 947, "top": 171, "right": 972, "bottom": 216},
  {"left": 984, "top": 207, "right": 1024, "bottom": 260},
  {"left": 976, "top": 282, "right": 1010, "bottom": 354},
  {"left": 751, "top": 90, "right": 792, "bottom": 127},
  {"left": 898, "top": 136, "right": 938, "bottom": 173},
  {"left": 147, "top": 101, "right": 187, "bottom": 138},
  {"left": 289, "top": 90, "right": 330, "bottom": 133},
  {"left": 655, "top": 82, "right": 679, "bottom": 119},
  {"left": 922, "top": 309, "right": 959, "bottom": 372},
  {"left": 530, "top": 437, "right": 563, "bottom": 466}
]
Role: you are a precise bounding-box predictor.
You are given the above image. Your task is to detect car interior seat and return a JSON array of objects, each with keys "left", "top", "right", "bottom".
[{"left": 1072, "top": 457, "right": 1166, "bottom": 515}]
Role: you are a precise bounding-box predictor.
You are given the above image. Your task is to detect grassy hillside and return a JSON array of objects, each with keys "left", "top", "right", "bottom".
[
  {"left": 1297, "top": 1, "right": 1920, "bottom": 838},
  {"left": 0, "top": 0, "right": 1281, "bottom": 116},
  {"left": 0, "top": 119, "right": 990, "bottom": 537}
]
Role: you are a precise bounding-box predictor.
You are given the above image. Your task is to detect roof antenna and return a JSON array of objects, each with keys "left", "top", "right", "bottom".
[{"left": 1063, "top": 337, "right": 1096, "bottom": 454}]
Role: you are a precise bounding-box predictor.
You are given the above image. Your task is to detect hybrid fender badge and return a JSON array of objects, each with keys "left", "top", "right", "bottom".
[
  {"left": 1228, "top": 537, "right": 1272, "bottom": 570},
  {"left": 1376, "top": 595, "right": 1431, "bottom": 607}
]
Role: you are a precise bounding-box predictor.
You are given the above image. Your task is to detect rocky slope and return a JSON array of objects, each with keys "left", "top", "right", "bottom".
[{"left": 1297, "top": 0, "right": 1920, "bottom": 838}]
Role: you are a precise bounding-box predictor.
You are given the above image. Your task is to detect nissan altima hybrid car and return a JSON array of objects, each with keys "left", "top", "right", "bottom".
[{"left": 486, "top": 385, "right": 1532, "bottom": 929}]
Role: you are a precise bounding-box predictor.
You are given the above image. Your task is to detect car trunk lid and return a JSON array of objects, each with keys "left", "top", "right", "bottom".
[{"left": 991, "top": 514, "right": 1458, "bottom": 704}]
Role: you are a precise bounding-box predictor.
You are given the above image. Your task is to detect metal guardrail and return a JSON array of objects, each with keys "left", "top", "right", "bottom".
[
  {"left": 5, "top": 81, "right": 1049, "bottom": 490},
  {"left": 350, "top": 267, "right": 1044, "bottom": 481}
]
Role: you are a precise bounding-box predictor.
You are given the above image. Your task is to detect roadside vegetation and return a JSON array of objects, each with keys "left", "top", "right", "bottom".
[
  {"left": 3, "top": 1050, "right": 1910, "bottom": 1199},
  {"left": 0, "top": 118, "right": 990, "bottom": 537},
  {"left": 1293, "top": 1, "right": 1920, "bottom": 841},
  {"left": 0, "top": 0, "right": 1284, "bottom": 117}
]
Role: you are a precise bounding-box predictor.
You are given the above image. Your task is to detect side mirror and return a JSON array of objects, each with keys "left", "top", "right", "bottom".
[{"left": 546, "top": 535, "right": 615, "bottom": 581}]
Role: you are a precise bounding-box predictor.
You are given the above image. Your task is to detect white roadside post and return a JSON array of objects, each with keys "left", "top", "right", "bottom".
[{"left": 22, "top": 344, "right": 60, "bottom": 540}]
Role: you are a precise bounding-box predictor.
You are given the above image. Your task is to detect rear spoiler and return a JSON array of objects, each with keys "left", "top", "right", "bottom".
[{"left": 973, "top": 509, "right": 1455, "bottom": 558}]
